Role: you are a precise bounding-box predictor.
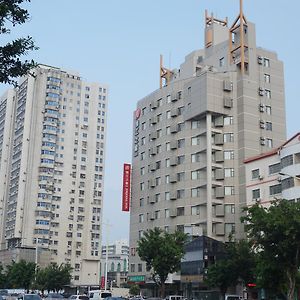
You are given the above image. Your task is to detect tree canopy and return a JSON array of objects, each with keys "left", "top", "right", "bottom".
[
  {"left": 35, "top": 263, "right": 72, "bottom": 292},
  {"left": 0, "top": 0, "right": 38, "bottom": 85},
  {"left": 242, "top": 199, "right": 300, "bottom": 300},
  {"left": 205, "top": 239, "right": 255, "bottom": 296},
  {"left": 137, "top": 228, "right": 187, "bottom": 297},
  {"left": 5, "top": 260, "right": 36, "bottom": 289}
]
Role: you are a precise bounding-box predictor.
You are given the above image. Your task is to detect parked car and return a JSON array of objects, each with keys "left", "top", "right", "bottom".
[
  {"left": 105, "top": 297, "right": 124, "bottom": 300},
  {"left": 45, "top": 294, "right": 64, "bottom": 300},
  {"left": 0, "top": 290, "right": 8, "bottom": 300},
  {"left": 69, "top": 295, "right": 89, "bottom": 300},
  {"left": 88, "top": 291, "right": 112, "bottom": 300},
  {"left": 18, "top": 294, "right": 42, "bottom": 300}
]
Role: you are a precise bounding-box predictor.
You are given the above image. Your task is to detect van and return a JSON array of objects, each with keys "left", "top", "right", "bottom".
[{"left": 89, "top": 290, "right": 112, "bottom": 300}]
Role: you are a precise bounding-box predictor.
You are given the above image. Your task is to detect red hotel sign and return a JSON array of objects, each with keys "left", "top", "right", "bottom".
[{"left": 122, "top": 163, "right": 131, "bottom": 211}]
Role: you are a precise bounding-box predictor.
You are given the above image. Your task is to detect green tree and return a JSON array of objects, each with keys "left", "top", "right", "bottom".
[
  {"left": 0, "top": 263, "right": 6, "bottom": 288},
  {"left": 38, "top": 263, "right": 72, "bottom": 292},
  {"left": 129, "top": 284, "right": 140, "bottom": 296},
  {"left": 5, "top": 260, "right": 36, "bottom": 289},
  {"left": 137, "top": 228, "right": 187, "bottom": 298},
  {"left": 242, "top": 200, "right": 300, "bottom": 300},
  {"left": 0, "top": 0, "right": 38, "bottom": 85},
  {"left": 205, "top": 240, "right": 255, "bottom": 298}
]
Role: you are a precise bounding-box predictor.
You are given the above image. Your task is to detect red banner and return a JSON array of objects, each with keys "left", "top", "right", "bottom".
[
  {"left": 122, "top": 163, "right": 131, "bottom": 211},
  {"left": 100, "top": 276, "right": 105, "bottom": 289}
]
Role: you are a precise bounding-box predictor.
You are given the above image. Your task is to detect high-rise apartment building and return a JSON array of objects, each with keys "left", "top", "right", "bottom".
[
  {"left": 129, "top": 5, "right": 286, "bottom": 284},
  {"left": 0, "top": 65, "right": 108, "bottom": 286}
]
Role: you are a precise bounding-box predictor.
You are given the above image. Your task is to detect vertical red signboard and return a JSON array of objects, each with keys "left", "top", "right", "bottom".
[
  {"left": 100, "top": 276, "right": 105, "bottom": 289},
  {"left": 122, "top": 163, "right": 131, "bottom": 211}
]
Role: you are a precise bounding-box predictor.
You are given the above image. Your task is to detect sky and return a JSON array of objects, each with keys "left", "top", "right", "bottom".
[{"left": 1, "top": 0, "right": 300, "bottom": 243}]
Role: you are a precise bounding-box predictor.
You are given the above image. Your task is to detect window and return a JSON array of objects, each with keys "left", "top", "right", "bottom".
[
  {"left": 281, "top": 155, "right": 293, "bottom": 168},
  {"left": 252, "top": 189, "right": 260, "bottom": 199},
  {"left": 138, "top": 263, "right": 143, "bottom": 272},
  {"left": 130, "top": 264, "right": 135, "bottom": 272},
  {"left": 139, "top": 214, "right": 144, "bottom": 223},
  {"left": 166, "top": 95, "right": 171, "bottom": 103},
  {"left": 142, "top": 122, "right": 146, "bottom": 130},
  {"left": 165, "top": 192, "right": 170, "bottom": 201},
  {"left": 157, "top": 99, "right": 162, "bottom": 107},
  {"left": 225, "top": 223, "right": 235, "bottom": 234},
  {"left": 140, "top": 167, "right": 145, "bottom": 175},
  {"left": 252, "top": 169, "right": 260, "bottom": 179},
  {"left": 191, "top": 120, "right": 201, "bottom": 129},
  {"left": 191, "top": 169, "right": 201, "bottom": 180},
  {"left": 225, "top": 204, "right": 235, "bottom": 214},
  {"left": 166, "top": 126, "right": 170, "bottom": 135},
  {"left": 165, "top": 209, "right": 170, "bottom": 218},
  {"left": 191, "top": 135, "right": 201, "bottom": 146},
  {"left": 224, "top": 116, "right": 233, "bottom": 125},
  {"left": 269, "top": 162, "right": 281, "bottom": 175},
  {"left": 177, "top": 207, "right": 185, "bottom": 216},
  {"left": 156, "top": 161, "right": 161, "bottom": 169},
  {"left": 264, "top": 74, "right": 270, "bottom": 83},
  {"left": 265, "top": 89, "right": 271, "bottom": 99},
  {"left": 155, "top": 193, "right": 161, "bottom": 202},
  {"left": 224, "top": 168, "right": 234, "bottom": 177},
  {"left": 266, "top": 122, "right": 272, "bottom": 131},
  {"left": 191, "top": 152, "right": 201, "bottom": 163},
  {"left": 177, "top": 122, "right": 185, "bottom": 132},
  {"left": 177, "top": 155, "right": 185, "bottom": 165},
  {"left": 266, "top": 138, "right": 273, "bottom": 148},
  {"left": 156, "top": 145, "right": 162, "bottom": 153},
  {"left": 154, "top": 210, "right": 160, "bottom": 219},
  {"left": 282, "top": 177, "right": 295, "bottom": 190},
  {"left": 263, "top": 58, "right": 270, "bottom": 67},
  {"left": 165, "top": 158, "right": 170, "bottom": 167},
  {"left": 166, "top": 111, "right": 171, "bottom": 119},
  {"left": 270, "top": 184, "right": 281, "bottom": 195},
  {"left": 225, "top": 186, "right": 235, "bottom": 195},
  {"left": 224, "top": 133, "right": 234, "bottom": 143},
  {"left": 157, "top": 129, "right": 162, "bottom": 138},
  {"left": 191, "top": 205, "right": 201, "bottom": 215},
  {"left": 178, "top": 107, "right": 184, "bottom": 115},
  {"left": 177, "top": 172, "right": 185, "bottom": 182},
  {"left": 140, "top": 182, "right": 145, "bottom": 191},
  {"left": 219, "top": 57, "right": 225, "bottom": 67},
  {"left": 177, "top": 189, "right": 185, "bottom": 199},
  {"left": 178, "top": 139, "right": 185, "bottom": 148},
  {"left": 141, "top": 152, "right": 145, "bottom": 160},
  {"left": 221, "top": 150, "right": 234, "bottom": 161},
  {"left": 265, "top": 105, "right": 271, "bottom": 115},
  {"left": 166, "top": 142, "right": 170, "bottom": 151},
  {"left": 155, "top": 177, "right": 161, "bottom": 186},
  {"left": 142, "top": 107, "right": 146, "bottom": 115},
  {"left": 139, "top": 198, "right": 144, "bottom": 207},
  {"left": 191, "top": 187, "right": 201, "bottom": 198},
  {"left": 165, "top": 175, "right": 170, "bottom": 184},
  {"left": 141, "top": 137, "right": 146, "bottom": 145}
]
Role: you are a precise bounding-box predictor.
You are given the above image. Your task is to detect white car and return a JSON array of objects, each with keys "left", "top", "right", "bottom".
[{"left": 69, "top": 295, "right": 89, "bottom": 300}]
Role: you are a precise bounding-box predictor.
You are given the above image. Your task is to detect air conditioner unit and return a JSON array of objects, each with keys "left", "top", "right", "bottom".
[
  {"left": 255, "top": 198, "right": 261, "bottom": 203},
  {"left": 259, "top": 120, "right": 265, "bottom": 129},
  {"left": 258, "top": 88, "right": 264, "bottom": 96},
  {"left": 260, "top": 137, "right": 265, "bottom": 145},
  {"left": 259, "top": 104, "right": 264, "bottom": 112},
  {"left": 257, "top": 56, "right": 263, "bottom": 65},
  {"left": 258, "top": 175, "right": 264, "bottom": 180}
]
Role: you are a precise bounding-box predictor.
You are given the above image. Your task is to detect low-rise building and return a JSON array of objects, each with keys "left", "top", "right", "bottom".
[
  {"left": 101, "top": 239, "right": 129, "bottom": 287},
  {"left": 245, "top": 132, "right": 300, "bottom": 207}
]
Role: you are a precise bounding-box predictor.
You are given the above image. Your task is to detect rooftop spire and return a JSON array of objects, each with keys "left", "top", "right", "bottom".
[{"left": 229, "top": 0, "right": 248, "bottom": 74}]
